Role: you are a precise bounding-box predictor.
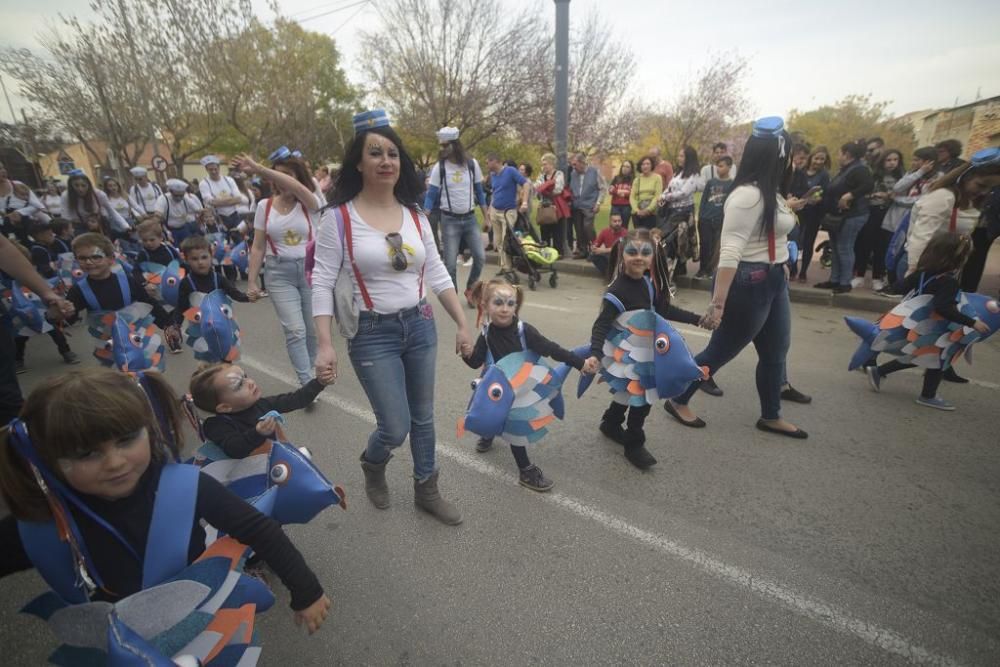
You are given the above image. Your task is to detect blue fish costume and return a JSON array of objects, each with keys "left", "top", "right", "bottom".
[
  {"left": 142, "top": 259, "right": 186, "bottom": 309},
  {"left": 2, "top": 281, "right": 53, "bottom": 336},
  {"left": 7, "top": 421, "right": 275, "bottom": 666},
  {"left": 184, "top": 289, "right": 242, "bottom": 362},
  {"left": 230, "top": 240, "right": 249, "bottom": 274},
  {"left": 846, "top": 285, "right": 1000, "bottom": 372},
  {"left": 457, "top": 324, "right": 573, "bottom": 447},
  {"left": 92, "top": 302, "right": 165, "bottom": 373},
  {"left": 579, "top": 277, "right": 706, "bottom": 404}
]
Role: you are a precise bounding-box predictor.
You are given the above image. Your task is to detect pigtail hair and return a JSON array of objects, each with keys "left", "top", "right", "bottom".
[
  {"left": 607, "top": 238, "right": 624, "bottom": 283},
  {"left": 0, "top": 424, "right": 52, "bottom": 521},
  {"left": 135, "top": 372, "right": 185, "bottom": 461},
  {"left": 651, "top": 238, "right": 673, "bottom": 309},
  {"left": 469, "top": 280, "right": 487, "bottom": 327}
]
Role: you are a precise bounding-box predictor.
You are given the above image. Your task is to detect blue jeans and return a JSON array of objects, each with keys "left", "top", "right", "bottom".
[
  {"left": 264, "top": 256, "right": 316, "bottom": 384},
  {"left": 348, "top": 303, "right": 438, "bottom": 480},
  {"left": 674, "top": 263, "right": 791, "bottom": 420},
  {"left": 829, "top": 214, "right": 867, "bottom": 286},
  {"left": 168, "top": 222, "right": 200, "bottom": 246},
  {"left": 440, "top": 212, "right": 485, "bottom": 290}
]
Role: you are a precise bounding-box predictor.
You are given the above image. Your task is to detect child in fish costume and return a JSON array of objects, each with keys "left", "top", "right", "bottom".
[
  {"left": 0, "top": 369, "right": 331, "bottom": 666},
  {"left": 846, "top": 232, "right": 996, "bottom": 411},
  {"left": 458, "top": 278, "right": 590, "bottom": 492},
  {"left": 91, "top": 302, "right": 166, "bottom": 373},
  {"left": 177, "top": 235, "right": 249, "bottom": 362},
  {"left": 584, "top": 228, "right": 708, "bottom": 470}
]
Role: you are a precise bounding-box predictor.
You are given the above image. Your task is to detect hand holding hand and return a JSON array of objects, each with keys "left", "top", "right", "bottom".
[
  {"left": 455, "top": 327, "right": 472, "bottom": 355},
  {"left": 582, "top": 356, "right": 601, "bottom": 375},
  {"left": 315, "top": 344, "right": 338, "bottom": 384},
  {"left": 256, "top": 416, "right": 277, "bottom": 436},
  {"left": 247, "top": 285, "right": 261, "bottom": 302},
  {"left": 973, "top": 319, "right": 990, "bottom": 335},
  {"left": 701, "top": 302, "right": 723, "bottom": 329},
  {"left": 294, "top": 594, "right": 331, "bottom": 635}
]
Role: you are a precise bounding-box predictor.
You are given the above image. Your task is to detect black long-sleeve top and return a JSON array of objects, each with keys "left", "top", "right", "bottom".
[
  {"left": 463, "top": 318, "right": 584, "bottom": 370},
  {"left": 203, "top": 380, "right": 325, "bottom": 459},
  {"left": 900, "top": 271, "right": 976, "bottom": 327},
  {"left": 0, "top": 462, "right": 323, "bottom": 610},
  {"left": 825, "top": 161, "right": 874, "bottom": 218},
  {"left": 28, "top": 242, "right": 56, "bottom": 278},
  {"left": 174, "top": 271, "right": 249, "bottom": 325},
  {"left": 64, "top": 272, "right": 173, "bottom": 328},
  {"left": 590, "top": 273, "right": 701, "bottom": 358}
]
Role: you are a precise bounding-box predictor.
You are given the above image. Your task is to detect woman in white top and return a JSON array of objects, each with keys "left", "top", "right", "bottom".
[
  {"left": 231, "top": 153, "right": 323, "bottom": 386},
  {"left": 41, "top": 181, "right": 62, "bottom": 218},
  {"left": 60, "top": 171, "right": 130, "bottom": 237},
  {"left": 102, "top": 177, "right": 140, "bottom": 227},
  {"left": 904, "top": 148, "right": 1000, "bottom": 277},
  {"left": 0, "top": 161, "right": 47, "bottom": 243},
  {"left": 311, "top": 110, "right": 471, "bottom": 526},
  {"left": 657, "top": 145, "right": 701, "bottom": 276},
  {"left": 665, "top": 117, "right": 808, "bottom": 439}
]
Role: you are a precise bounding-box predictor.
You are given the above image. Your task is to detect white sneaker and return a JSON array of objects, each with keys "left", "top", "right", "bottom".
[
  {"left": 850, "top": 277, "right": 865, "bottom": 288},
  {"left": 871, "top": 279, "right": 885, "bottom": 292}
]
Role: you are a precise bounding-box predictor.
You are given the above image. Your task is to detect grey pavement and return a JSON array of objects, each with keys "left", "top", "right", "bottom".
[{"left": 3, "top": 266, "right": 999, "bottom": 666}]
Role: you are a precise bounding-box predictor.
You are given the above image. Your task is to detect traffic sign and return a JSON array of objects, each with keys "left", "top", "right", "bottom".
[{"left": 151, "top": 155, "right": 169, "bottom": 173}]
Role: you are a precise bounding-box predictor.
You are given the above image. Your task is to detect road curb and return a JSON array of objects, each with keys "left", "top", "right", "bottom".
[{"left": 484, "top": 252, "right": 892, "bottom": 314}]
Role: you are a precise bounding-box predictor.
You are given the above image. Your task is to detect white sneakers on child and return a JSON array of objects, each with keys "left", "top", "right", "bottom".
[
  {"left": 850, "top": 277, "right": 865, "bottom": 288},
  {"left": 871, "top": 279, "right": 886, "bottom": 292}
]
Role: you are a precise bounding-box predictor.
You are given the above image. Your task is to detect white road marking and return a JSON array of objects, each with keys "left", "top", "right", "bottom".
[
  {"left": 241, "top": 354, "right": 966, "bottom": 666},
  {"left": 522, "top": 301, "right": 711, "bottom": 339},
  {"left": 969, "top": 379, "right": 999, "bottom": 390}
]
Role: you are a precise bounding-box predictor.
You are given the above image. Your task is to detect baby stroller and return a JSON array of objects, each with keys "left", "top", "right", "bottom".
[{"left": 503, "top": 213, "right": 559, "bottom": 289}]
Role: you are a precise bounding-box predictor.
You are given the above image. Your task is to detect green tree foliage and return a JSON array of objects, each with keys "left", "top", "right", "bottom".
[{"left": 788, "top": 95, "right": 916, "bottom": 156}]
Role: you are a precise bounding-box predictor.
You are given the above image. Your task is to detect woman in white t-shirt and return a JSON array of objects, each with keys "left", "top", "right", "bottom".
[
  {"left": 665, "top": 117, "right": 808, "bottom": 440},
  {"left": 311, "top": 110, "right": 471, "bottom": 526},
  {"left": 102, "top": 177, "right": 140, "bottom": 227},
  {"left": 233, "top": 152, "right": 322, "bottom": 386},
  {"left": 0, "top": 161, "right": 47, "bottom": 242},
  {"left": 41, "top": 182, "right": 62, "bottom": 217}
]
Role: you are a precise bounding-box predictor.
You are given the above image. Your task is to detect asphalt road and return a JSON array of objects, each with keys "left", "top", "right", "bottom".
[{"left": 3, "top": 265, "right": 1000, "bottom": 666}]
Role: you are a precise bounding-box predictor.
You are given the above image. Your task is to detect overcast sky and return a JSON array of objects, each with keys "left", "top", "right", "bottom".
[{"left": 2, "top": 0, "right": 999, "bottom": 125}]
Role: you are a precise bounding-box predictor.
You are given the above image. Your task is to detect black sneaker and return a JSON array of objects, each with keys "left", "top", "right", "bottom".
[
  {"left": 61, "top": 350, "right": 80, "bottom": 365},
  {"left": 167, "top": 337, "right": 183, "bottom": 354},
  {"left": 599, "top": 421, "right": 627, "bottom": 445},
  {"left": 831, "top": 285, "right": 852, "bottom": 294},
  {"left": 15, "top": 359, "right": 26, "bottom": 375},
  {"left": 699, "top": 377, "right": 723, "bottom": 397},
  {"left": 780, "top": 385, "right": 812, "bottom": 404},
  {"left": 518, "top": 465, "right": 553, "bottom": 492},
  {"left": 813, "top": 281, "right": 834, "bottom": 289},
  {"left": 942, "top": 367, "right": 969, "bottom": 384},
  {"left": 476, "top": 437, "right": 494, "bottom": 453},
  {"left": 624, "top": 445, "right": 657, "bottom": 469}
]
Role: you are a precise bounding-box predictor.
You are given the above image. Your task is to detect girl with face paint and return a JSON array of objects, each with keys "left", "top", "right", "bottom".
[
  {"left": 0, "top": 369, "right": 332, "bottom": 640},
  {"left": 460, "top": 278, "right": 592, "bottom": 491},
  {"left": 587, "top": 229, "right": 709, "bottom": 469}
]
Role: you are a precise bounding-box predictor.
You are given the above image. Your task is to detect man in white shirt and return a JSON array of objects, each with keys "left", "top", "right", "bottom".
[
  {"left": 128, "top": 167, "right": 163, "bottom": 221},
  {"left": 198, "top": 155, "right": 246, "bottom": 234},
  {"left": 155, "top": 178, "right": 203, "bottom": 245}
]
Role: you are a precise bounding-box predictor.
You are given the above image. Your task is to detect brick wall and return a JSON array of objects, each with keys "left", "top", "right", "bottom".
[{"left": 967, "top": 99, "right": 1000, "bottom": 154}]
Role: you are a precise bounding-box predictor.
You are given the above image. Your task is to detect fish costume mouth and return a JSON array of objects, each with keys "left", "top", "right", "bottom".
[{"left": 184, "top": 289, "right": 242, "bottom": 363}]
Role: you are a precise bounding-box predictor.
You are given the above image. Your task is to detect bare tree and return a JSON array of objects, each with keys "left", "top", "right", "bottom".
[
  {"left": 641, "top": 54, "right": 753, "bottom": 162},
  {"left": 360, "top": 0, "right": 549, "bottom": 163}
]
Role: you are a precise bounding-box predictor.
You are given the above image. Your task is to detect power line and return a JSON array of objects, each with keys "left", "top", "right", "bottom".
[
  {"left": 287, "top": 0, "right": 355, "bottom": 19},
  {"left": 328, "top": 0, "right": 372, "bottom": 36},
  {"left": 296, "top": 0, "right": 370, "bottom": 24}
]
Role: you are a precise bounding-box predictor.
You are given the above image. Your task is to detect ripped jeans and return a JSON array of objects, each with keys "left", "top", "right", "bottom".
[{"left": 348, "top": 302, "right": 438, "bottom": 480}]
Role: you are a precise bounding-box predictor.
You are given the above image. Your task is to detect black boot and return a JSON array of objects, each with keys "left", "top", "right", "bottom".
[
  {"left": 623, "top": 405, "right": 656, "bottom": 469},
  {"left": 599, "top": 402, "right": 628, "bottom": 445}
]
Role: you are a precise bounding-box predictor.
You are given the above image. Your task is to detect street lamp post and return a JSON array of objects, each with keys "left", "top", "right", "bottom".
[{"left": 553, "top": 0, "right": 570, "bottom": 174}]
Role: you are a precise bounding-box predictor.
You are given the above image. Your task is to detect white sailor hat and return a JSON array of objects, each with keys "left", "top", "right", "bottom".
[
  {"left": 199, "top": 155, "right": 221, "bottom": 166},
  {"left": 166, "top": 178, "right": 188, "bottom": 193},
  {"left": 129, "top": 166, "right": 148, "bottom": 177},
  {"left": 436, "top": 126, "right": 460, "bottom": 143}
]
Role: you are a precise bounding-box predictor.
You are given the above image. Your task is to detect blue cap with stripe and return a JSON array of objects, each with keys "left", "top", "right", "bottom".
[{"left": 352, "top": 109, "right": 391, "bottom": 134}]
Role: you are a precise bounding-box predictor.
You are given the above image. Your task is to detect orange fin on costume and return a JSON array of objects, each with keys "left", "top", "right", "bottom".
[
  {"left": 202, "top": 604, "right": 256, "bottom": 662},
  {"left": 880, "top": 313, "right": 904, "bottom": 329},
  {"left": 613, "top": 347, "right": 626, "bottom": 362},
  {"left": 627, "top": 379, "right": 643, "bottom": 395},
  {"left": 194, "top": 535, "right": 247, "bottom": 567},
  {"left": 912, "top": 345, "right": 938, "bottom": 357},
  {"left": 456, "top": 417, "right": 466, "bottom": 438},
  {"left": 509, "top": 362, "right": 534, "bottom": 389},
  {"left": 529, "top": 414, "right": 556, "bottom": 430},
  {"left": 626, "top": 325, "right": 652, "bottom": 337}
]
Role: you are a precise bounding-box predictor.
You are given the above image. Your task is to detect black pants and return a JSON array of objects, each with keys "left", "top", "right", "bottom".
[
  {"left": 16, "top": 329, "right": 71, "bottom": 360},
  {"left": 698, "top": 218, "right": 722, "bottom": 275},
  {"left": 602, "top": 402, "right": 652, "bottom": 446},
  {"left": 854, "top": 208, "right": 887, "bottom": 277},
  {"left": 798, "top": 216, "right": 822, "bottom": 277},
  {"left": 539, "top": 218, "right": 567, "bottom": 256},
  {"left": 0, "top": 318, "right": 24, "bottom": 424},
  {"left": 961, "top": 227, "right": 991, "bottom": 293},
  {"left": 570, "top": 208, "right": 595, "bottom": 256},
  {"left": 877, "top": 360, "right": 942, "bottom": 398}
]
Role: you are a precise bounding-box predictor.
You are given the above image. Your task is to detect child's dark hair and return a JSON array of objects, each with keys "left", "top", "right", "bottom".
[
  {"left": 469, "top": 278, "right": 523, "bottom": 328},
  {"left": 30, "top": 220, "right": 52, "bottom": 236},
  {"left": 49, "top": 218, "right": 71, "bottom": 237},
  {"left": 0, "top": 369, "right": 183, "bottom": 521},
  {"left": 181, "top": 234, "right": 211, "bottom": 255},
  {"left": 189, "top": 362, "right": 229, "bottom": 412},
  {"left": 72, "top": 232, "right": 114, "bottom": 256},
  {"left": 137, "top": 219, "right": 164, "bottom": 238},
  {"left": 715, "top": 155, "right": 734, "bottom": 167},
  {"left": 916, "top": 232, "right": 973, "bottom": 276},
  {"left": 607, "top": 228, "right": 674, "bottom": 307}
]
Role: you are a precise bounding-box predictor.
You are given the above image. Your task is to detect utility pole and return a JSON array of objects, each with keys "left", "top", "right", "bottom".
[{"left": 554, "top": 0, "right": 570, "bottom": 175}]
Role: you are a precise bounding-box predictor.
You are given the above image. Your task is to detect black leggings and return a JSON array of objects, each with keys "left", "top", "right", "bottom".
[
  {"left": 961, "top": 227, "right": 991, "bottom": 292},
  {"left": 877, "top": 360, "right": 942, "bottom": 398},
  {"left": 798, "top": 217, "right": 822, "bottom": 276},
  {"left": 16, "top": 329, "right": 71, "bottom": 359}
]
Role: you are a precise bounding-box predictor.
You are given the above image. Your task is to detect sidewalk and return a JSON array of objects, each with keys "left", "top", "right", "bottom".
[{"left": 485, "top": 242, "right": 1000, "bottom": 315}]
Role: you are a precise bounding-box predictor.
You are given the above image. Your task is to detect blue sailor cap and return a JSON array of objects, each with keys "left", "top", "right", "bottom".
[
  {"left": 268, "top": 146, "right": 292, "bottom": 163},
  {"left": 67, "top": 168, "right": 86, "bottom": 177},
  {"left": 970, "top": 147, "right": 1000, "bottom": 168},
  {"left": 751, "top": 116, "right": 785, "bottom": 138},
  {"left": 353, "top": 109, "right": 391, "bottom": 134},
  {"left": 291, "top": 150, "right": 302, "bottom": 158}
]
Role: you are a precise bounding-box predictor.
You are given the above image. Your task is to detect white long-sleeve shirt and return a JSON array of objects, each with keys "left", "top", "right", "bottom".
[
  {"left": 129, "top": 182, "right": 162, "bottom": 216},
  {"left": 660, "top": 172, "right": 698, "bottom": 210},
  {"left": 2, "top": 182, "right": 44, "bottom": 219},
  {"left": 311, "top": 201, "right": 454, "bottom": 317},
  {"left": 718, "top": 185, "right": 796, "bottom": 268},
  {"left": 60, "top": 190, "right": 130, "bottom": 232},
  {"left": 905, "top": 188, "right": 979, "bottom": 274},
  {"left": 199, "top": 175, "right": 246, "bottom": 218}
]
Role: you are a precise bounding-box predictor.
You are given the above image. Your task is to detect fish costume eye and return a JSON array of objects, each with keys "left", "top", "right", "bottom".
[
  {"left": 488, "top": 382, "right": 504, "bottom": 401},
  {"left": 654, "top": 334, "right": 670, "bottom": 354},
  {"left": 987, "top": 300, "right": 999, "bottom": 314},
  {"left": 220, "top": 304, "right": 233, "bottom": 318},
  {"left": 166, "top": 277, "right": 178, "bottom": 286},
  {"left": 269, "top": 463, "right": 291, "bottom": 485},
  {"left": 470, "top": 378, "right": 481, "bottom": 391},
  {"left": 129, "top": 333, "right": 143, "bottom": 347},
  {"left": 103, "top": 340, "right": 114, "bottom": 351}
]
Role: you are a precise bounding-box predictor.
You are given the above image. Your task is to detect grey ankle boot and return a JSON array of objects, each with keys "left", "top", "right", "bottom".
[
  {"left": 413, "top": 470, "right": 462, "bottom": 525},
  {"left": 360, "top": 452, "right": 391, "bottom": 509}
]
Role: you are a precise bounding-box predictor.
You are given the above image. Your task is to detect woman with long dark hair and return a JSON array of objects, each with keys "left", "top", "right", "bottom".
[
  {"left": 664, "top": 117, "right": 807, "bottom": 438},
  {"left": 792, "top": 146, "right": 831, "bottom": 283},
  {"left": 312, "top": 110, "right": 471, "bottom": 525},
  {"left": 657, "top": 146, "right": 700, "bottom": 275},
  {"left": 234, "top": 151, "right": 323, "bottom": 385},
  {"left": 609, "top": 160, "right": 634, "bottom": 228},
  {"left": 61, "top": 171, "right": 130, "bottom": 236}
]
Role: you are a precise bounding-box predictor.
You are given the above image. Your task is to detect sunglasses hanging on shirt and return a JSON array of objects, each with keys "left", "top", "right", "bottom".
[{"left": 385, "top": 232, "right": 408, "bottom": 271}]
